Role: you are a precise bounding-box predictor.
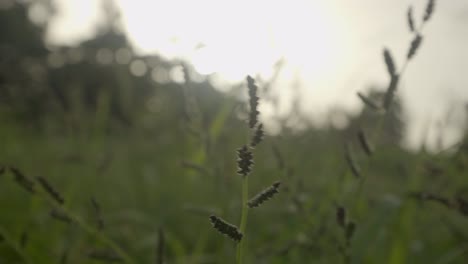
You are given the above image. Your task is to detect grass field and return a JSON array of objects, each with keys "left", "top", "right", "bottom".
[{"left": 2, "top": 0, "right": 468, "bottom": 263}]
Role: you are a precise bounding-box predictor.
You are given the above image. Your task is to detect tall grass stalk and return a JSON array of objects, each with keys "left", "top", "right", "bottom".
[
  {"left": 236, "top": 177, "right": 249, "bottom": 264},
  {"left": 356, "top": 0, "right": 436, "bottom": 188},
  {"left": 39, "top": 188, "right": 137, "bottom": 264},
  {"left": 9, "top": 168, "right": 137, "bottom": 264}
]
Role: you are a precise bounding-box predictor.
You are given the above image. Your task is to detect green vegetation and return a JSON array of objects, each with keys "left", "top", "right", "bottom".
[{"left": 1, "top": 0, "right": 468, "bottom": 263}]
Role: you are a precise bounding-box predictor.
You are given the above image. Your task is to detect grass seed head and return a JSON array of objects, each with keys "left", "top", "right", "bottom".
[
  {"left": 237, "top": 145, "right": 254, "bottom": 177},
  {"left": 36, "top": 176, "right": 64, "bottom": 205},
  {"left": 407, "top": 6, "right": 415, "bottom": 32},
  {"left": 10, "top": 167, "right": 35, "bottom": 194},
  {"left": 345, "top": 221, "right": 356, "bottom": 242},
  {"left": 50, "top": 209, "right": 73, "bottom": 224},
  {"left": 209, "top": 215, "right": 243, "bottom": 242},
  {"left": 250, "top": 123, "right": 264, "bottom": 148},
  {"left": 423, "top": 0, "right": 435, "bottom": 22},
  {"left": 336, "top": 206, "right": 346, "bottom": 228},
  {"left": 248, "top": 181, "right": 281, "bottom": 208},
  {"left": 358, "top": 129, "right": 373, "bottom": 156},
  {"left": 247, "top": 75, "right": 260, "bottom": 128},
  {"left": 407, "top": 34, "right": 423, "bottom": 60}
]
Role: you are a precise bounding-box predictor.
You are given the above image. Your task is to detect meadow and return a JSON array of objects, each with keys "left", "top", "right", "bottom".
[{"left": 1, "top": 0, "right": 468, "bottom": 263}]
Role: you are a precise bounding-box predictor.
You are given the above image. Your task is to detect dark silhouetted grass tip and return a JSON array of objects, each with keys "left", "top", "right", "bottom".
[
  {"left": 36, "top": 176, "right": 64, "bottom": 205},
  {"left": 247, "top": 75, "right": 260, "bottom": 128},
  {"left": 237, "top": 145, "right": 253, "bottom": 176},
  {"left": 345, "top": 221, "right": 356, "bottom": 243},
  {"left": 407, "top": 6, "right": 415, "bottom": 32},
  {"left": 383, "top": 74, "right": 400, "bottom": 110},
  {"left": 0, "top": 166, "right": 4, "bottom": 176},
  {"left": 345, "top": 143, "right": 361, "bottom": 178},
  {"left": 50, "top": 209, "right": 73, "bottom": 224},
  {"left": 383, "top": 48, "right": 396, "bottom": 77},
  {"left": 407, "top": 34, "right": 423, "bottom": 60},
  {"left": 250, "top": 123, "right": 264, "bottom": 148},
  {"left": 209, "top": 215, "right": 243, "bottom": 242},
  {"left": 408, "top": 192, "right": 451, "bottom": 208},
  {"left": 423, "top": 0, "right": 435, "bottom": 22},
  {"left": 336, "top": 206, "right": 346, "bottom": 228},
  {"left": 456, "top": 197, "right": 468, "bottom": 216},
  {"left": 10, "top": 167, "right": 35, "bottom": 194},
  {"left": 357, "top": 129, "right": 373, "bottom": 156},
  {"left": 90, "top": 197, "right": 104, "bottom": 230},
  {"left": 357, "top": 92, "right": 380, "bottom": 111},
  {"left": 248, "top": 181, "right": 281, "bottom": 208}
]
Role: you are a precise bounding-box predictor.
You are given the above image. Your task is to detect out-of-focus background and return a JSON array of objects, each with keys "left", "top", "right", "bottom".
[
  {"left": 41, "top": 0, "right": 468, "bottom": 150},
  {"left": 1, "top": 0, "right": 468, "bottom": 263}
]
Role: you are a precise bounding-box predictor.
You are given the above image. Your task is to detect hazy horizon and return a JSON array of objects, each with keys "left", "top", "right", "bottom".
[{"left": 31, "top": 0, "right": 468, "bottom": 150}]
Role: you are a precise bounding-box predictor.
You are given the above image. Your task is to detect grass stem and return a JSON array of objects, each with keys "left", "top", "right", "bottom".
[
  {"left": 236, "top": 176, "right": 249, "bottom": 264},
  {"left": 38, "top": 188, "right": 137, "bottom": 264},
  {"left": 0, "top": 226, "right": 34, "bottom": 264}
]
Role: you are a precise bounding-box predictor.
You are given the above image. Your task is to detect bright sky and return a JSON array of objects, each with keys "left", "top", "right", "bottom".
[{"left": 43, "top": 0, "right": 468, "bottom": 150}]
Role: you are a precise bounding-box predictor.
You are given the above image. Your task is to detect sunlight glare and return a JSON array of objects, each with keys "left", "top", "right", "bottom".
[{"left": 116, "top": 0, "right": 343, "bottom": 84}]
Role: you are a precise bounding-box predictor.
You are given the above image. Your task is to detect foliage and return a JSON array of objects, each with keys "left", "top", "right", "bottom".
[{"left": 1, "top": 1, "right": 468, "bottom": 263}]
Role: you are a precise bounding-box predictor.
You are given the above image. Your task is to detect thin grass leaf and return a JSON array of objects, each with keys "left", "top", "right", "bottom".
[
  {"left": 407, "top": 6, "right": 415, "bottom": 32},
  {"left": 156, "top": 228, "right": 165, "bottom": 264},
  {"left": 408, "top": 192, "right": 452, "bottom": 208},
  {"left": 60, "top": 247, "right": 69, "bottom": 264},
  {"left": 357, "top": 92, "right": 380, "bottom": 111},
  {"left": 90, "top": 197, "right": 104, "bottom": 230},
  {"left": 383, "top": 48, "right": 397, "bottom": 77},
  {"left": 345, "top": 143, "right": 361, "bottom": 178},
  {"left": 20, "top": 231, "right": 28, "bottom": 248},
  {"left": 180, "top": 160, "right": 210, "bottom": 175}
]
